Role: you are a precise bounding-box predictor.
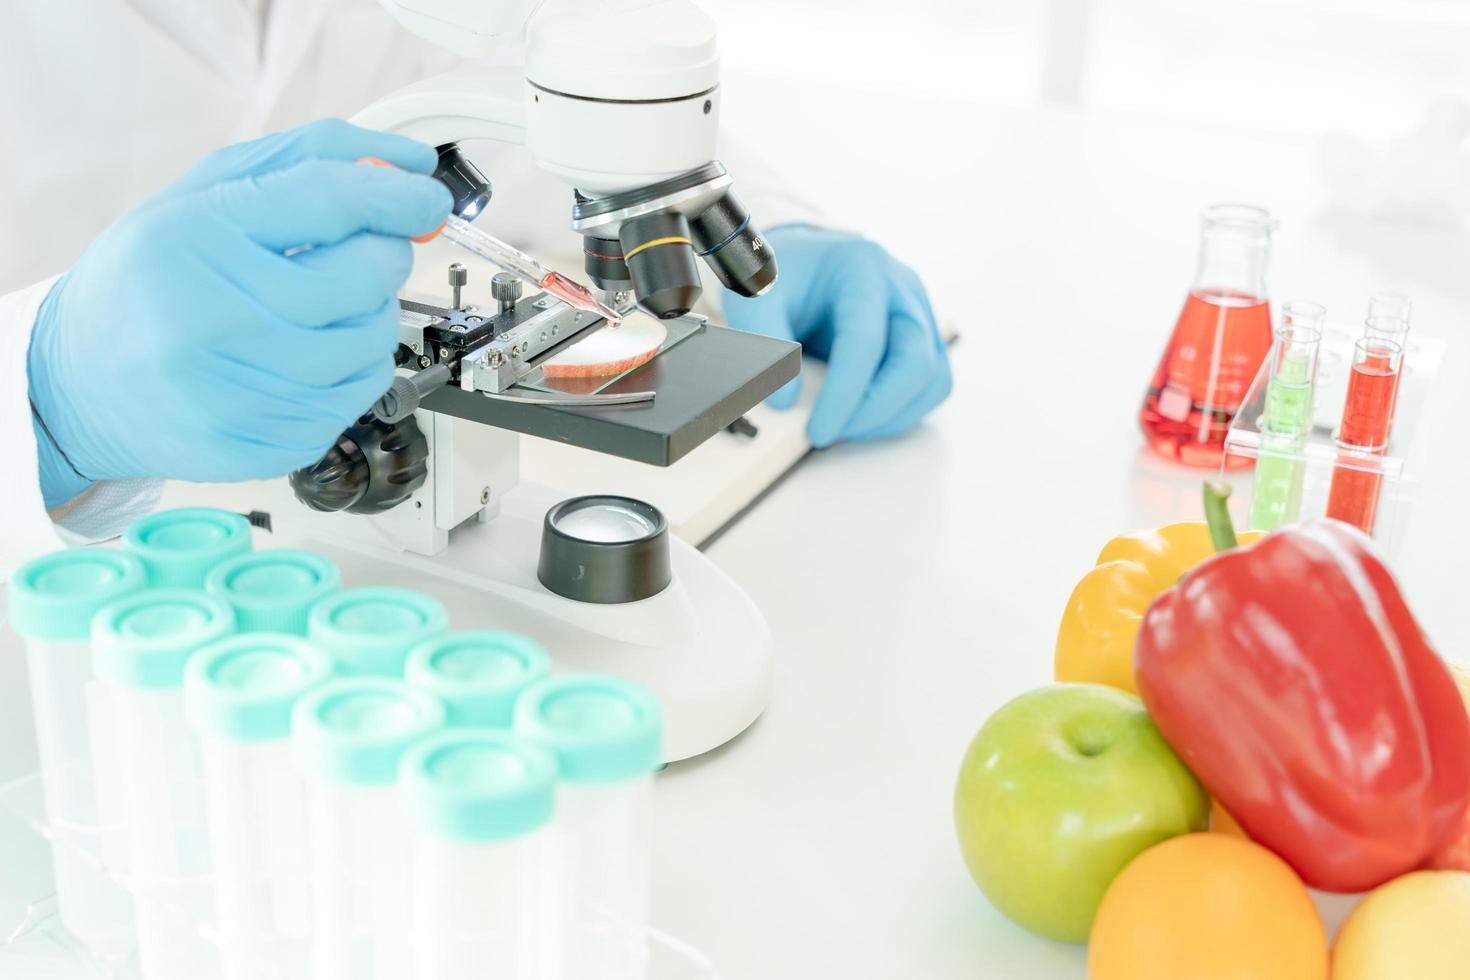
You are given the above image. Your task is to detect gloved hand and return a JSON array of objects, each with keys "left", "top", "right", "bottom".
[
  {"left": 722, "top": 225, "right": 951, "bottom": 447},
  {"left": 27, "top": 118, "right": 452, "bottom": 507}
]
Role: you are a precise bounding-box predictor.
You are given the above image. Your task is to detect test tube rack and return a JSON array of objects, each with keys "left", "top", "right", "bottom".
[
  {"left": 1223, "top": 320, "right": 1446, "bottom": 558},
  {"left": 0, "top": 772, "right": 721, "bottom": 980}
]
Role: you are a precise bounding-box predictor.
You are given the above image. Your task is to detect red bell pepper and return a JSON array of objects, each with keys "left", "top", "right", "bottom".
[{"left": 1134, "top": 482, "right": 1470, "bottom": 893}]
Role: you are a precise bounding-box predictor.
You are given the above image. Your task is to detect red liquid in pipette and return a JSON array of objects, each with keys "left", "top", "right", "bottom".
[
  {"left": 539, "top": 271, "right": 621, "bottom": 328},
  {"left": 1326, "top": 355, "right": 1398, "bottom": 533},
  {"left": 1139, "top": 289, "right": 1273, "bottom": 469}
]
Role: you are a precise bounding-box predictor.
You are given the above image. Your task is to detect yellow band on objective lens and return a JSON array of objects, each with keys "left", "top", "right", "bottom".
[{"left": 624, "top": 236, "right": 692, "bottom": 260}]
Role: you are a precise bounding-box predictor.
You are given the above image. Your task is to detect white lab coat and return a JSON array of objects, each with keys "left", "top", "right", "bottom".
[{"left": 0, "top": 0, "right": 815, "bottom": 576}]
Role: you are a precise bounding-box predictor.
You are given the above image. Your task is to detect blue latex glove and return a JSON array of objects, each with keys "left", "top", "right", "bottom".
[
  {"left": 27, "top": 119, "right": 452, "bottom": 507},
  {"left": 722, "top": 225, "right": 951, "bottom": 447}
]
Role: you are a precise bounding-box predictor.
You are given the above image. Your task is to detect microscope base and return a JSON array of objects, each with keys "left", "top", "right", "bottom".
[{"left": 273, "top": 483, "right": 774, "bottom": 763}]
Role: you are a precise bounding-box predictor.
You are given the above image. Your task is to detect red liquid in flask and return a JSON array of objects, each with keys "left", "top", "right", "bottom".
[{"left": 1139, "top": 289, "right": 1273, "bottom": 469}]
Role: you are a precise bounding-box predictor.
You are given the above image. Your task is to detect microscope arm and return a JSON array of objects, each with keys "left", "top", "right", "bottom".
[{"left": 351, "top": 64, "right": 526, "bottom": 147}]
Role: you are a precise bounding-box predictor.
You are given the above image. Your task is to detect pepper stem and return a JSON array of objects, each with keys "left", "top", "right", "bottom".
[{"left": 1203, "top": 481, "right": 1239, "bottom": 553}]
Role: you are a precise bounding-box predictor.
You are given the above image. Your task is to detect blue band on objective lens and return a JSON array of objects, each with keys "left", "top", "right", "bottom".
[{"left": 696, "top": 216, "right": 750, "bottom": 257}]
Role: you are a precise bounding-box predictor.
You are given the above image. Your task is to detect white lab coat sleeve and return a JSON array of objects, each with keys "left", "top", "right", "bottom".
[{"left": 0, "top": 278, "right": 163, "bottom": 582}]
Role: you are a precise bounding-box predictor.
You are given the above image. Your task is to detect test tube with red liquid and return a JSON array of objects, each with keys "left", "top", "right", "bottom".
[
  {"left": 1363, "top": 313, "right": 1410, "bottom": 440},
  {"left": 1326, "top": 337, "right": 1403, "bottom": 534},
  {"left": 1139, "top": 204, "right": 1276, "bottom": 469}
]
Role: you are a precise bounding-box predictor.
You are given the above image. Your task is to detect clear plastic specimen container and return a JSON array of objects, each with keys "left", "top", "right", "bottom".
[
  {"left": 204, "top": 550, "right": 341, "bottom": 634},
  {"left": 515, "top": 675, "right": 664, "bottom": 980},
  {"left": 122, "top": 508, "right": 253, "bottom": 588},
  {"left": 405, "top": 632, "right": 552, "bottom": 727},
  {"left": 184, "top": 633, "right": 335, "bottom": 979},
  {"left": 306, "top": 588, "right": 448, "bottom": 677},
  {"left": 291, "top": 678, "right": 446, "bottom": 980},
  {"left": 401, "top": 729, "right": 560, "bottom": 980},
  {"left": 6, "top": 547, "right": 148, "bottom": 950}
]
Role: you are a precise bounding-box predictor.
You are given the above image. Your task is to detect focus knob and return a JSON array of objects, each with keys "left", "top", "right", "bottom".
[
  {"left": 289, "top": 416, "right": 428, "bottom": 515},
  {"left": 492, "top": 272, "right": 522, "bottom": 313}
]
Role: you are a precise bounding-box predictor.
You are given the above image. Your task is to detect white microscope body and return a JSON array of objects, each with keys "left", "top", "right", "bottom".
[{"left": 267, "top": 0, "right": 781, "bottom": 762}]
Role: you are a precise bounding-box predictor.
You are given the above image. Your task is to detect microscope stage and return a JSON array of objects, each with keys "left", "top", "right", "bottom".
[{"left": 420, "top": 321, "right": 799, "bottom": 466}]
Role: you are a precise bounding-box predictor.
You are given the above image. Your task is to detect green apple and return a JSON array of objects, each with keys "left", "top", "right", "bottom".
[{"left": 953, "top": 683, "right": 1208, "bottom": 943}]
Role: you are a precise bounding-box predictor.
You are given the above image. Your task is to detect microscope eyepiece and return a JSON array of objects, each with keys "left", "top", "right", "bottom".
[
  {"left": 690, "top": 191, "right": 778, "bottom": 298},
  {"left": 619, "top": 211, "right": 703, "bottom": 320},
  {"left": 433, "top": 143, "right": 492, "bottom": 220}
]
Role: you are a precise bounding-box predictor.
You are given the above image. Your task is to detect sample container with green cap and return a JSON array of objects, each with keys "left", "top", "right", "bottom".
[
  {"left": 306, "top": 587, "right": 448, "bottom": 677},
  {"left": 7, "top": 547, "right": 147, "bottom": 950},
  {"left": 402, "top": 730, "right": 561, "bottom": 980},
  {"left": 123, "top": 507, "right": 254, "bottom": 588},
  {"left": 292, "top": 678, "right": 446, "bottom": 980},
  {"left": 404, "top": 631, "right": 552, "bottom": 727},
  {"left": 514, "top": 674, "right": 664, "bottom": 980},
  {"left": 92, "top": 588, "right": 237, "bottom": 980},
  {"left": 205, "top": 549, "right": 341, "bottom": 634},
  {"left": 185, "top": 634, "right": 334, "bottom": 980}
]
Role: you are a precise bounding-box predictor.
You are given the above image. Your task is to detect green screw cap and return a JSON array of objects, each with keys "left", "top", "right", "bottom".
[
  {"left": 205, "top": 550, "right": 340, "bottom": 635},
  {"left": 307, "top": 588, "right": 449, "bottom": 677},
  {"left": 92, "top": 589, "right": 238, "bottom": 689},
  {"left": 401, "top": 730, "right": 556, "bottom": 842},
  {"left": 292, "top": 678, "right": 446, "bottom": 785},
  {"left": 185, "top": 633, "right": 335, "bottom": 741},
  {"left": 513, "top": 674, "right": 663, "bottom": 783},
  {"left": 123, "top": 508, "right": 253, "bottom": 587},
  {"left": 8, "top": 549, "right": 148, "bottom": 644},
  {"left": 405, "top": 632, "right": 552, "bottom": 727}
]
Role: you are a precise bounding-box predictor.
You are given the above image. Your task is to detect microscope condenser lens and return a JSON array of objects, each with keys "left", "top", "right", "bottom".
[
  {"left": 554, "top": 502, "right": 658, "bottom": 544},
  {"left": 539, "top": 496, "right": 671, "bottom": 604}
]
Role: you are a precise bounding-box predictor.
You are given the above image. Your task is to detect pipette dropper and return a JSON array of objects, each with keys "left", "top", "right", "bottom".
[{"left": 440, "top": 215, "right": 622, "bottom": 326}]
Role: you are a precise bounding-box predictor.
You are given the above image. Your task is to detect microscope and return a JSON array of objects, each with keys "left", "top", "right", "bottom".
[{"left": 262, "top": 0, "right": 799, "bottom": 761}]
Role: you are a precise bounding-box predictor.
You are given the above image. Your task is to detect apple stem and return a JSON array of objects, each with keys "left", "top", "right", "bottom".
[{"left": 1203, "top": 481, "right": 1239, "bottom": 553}]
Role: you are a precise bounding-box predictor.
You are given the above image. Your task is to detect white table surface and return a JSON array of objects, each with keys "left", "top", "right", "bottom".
[
  {"left": 5, "top": 81, "right": 1470, "bottom": 980},
  {"left": 641, "top": 86, "right": 1470, "bottom": 978}
]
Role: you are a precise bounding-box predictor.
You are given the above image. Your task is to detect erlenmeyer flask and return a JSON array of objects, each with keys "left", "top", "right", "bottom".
[{"left": 1139, "top": 204, "right": 1277, "bottom": 468}]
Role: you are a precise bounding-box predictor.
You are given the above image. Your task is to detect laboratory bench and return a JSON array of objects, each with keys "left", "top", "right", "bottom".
[
  {"left": 4, "top": 101, "right": 1470, "bottom": 980},
  {"left": 646, "top": 94, "right": 1470, "bottom": 979}
]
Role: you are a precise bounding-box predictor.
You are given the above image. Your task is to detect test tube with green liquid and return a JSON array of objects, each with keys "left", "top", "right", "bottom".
[{"left": 1248, "top": 302, "right": 1323, "bottom": 530}]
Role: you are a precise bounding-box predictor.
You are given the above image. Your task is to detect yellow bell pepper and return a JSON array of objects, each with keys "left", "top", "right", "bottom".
[{"left": 1054, "top": 521, "right": 1262, "bottom": 694}]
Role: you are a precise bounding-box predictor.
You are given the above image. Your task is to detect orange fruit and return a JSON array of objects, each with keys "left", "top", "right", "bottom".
[{"left": 1089, "top": 833, "right": 1327, "bottom": 980}]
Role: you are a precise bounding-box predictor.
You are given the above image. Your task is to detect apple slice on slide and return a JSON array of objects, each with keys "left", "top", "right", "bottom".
[{"left": 542, "top": 316, "right": 667, "bottom": 379}]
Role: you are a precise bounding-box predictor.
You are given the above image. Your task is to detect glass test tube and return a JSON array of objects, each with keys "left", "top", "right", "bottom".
[
  {"left": 205, "top": 550, "right": 341, "bottom": 634},
  {"left": 405, "top": 632, "right": 552, "bottom": 727},
  {"left": 292, "top": 679, "right": 446, "bottom": 980},
  {"left": 1248, "top": 302, "right": 1323, "bottom": 531},
  {"left": 123, "top": 508, "right": 254, "bottom": 587},
  {"left": 403, "top": 731, "right": 561, "bottom": 980},
  {"left": 1364, "top": 313, "right": 1410, "bottom": 441},
  {"left": 1327, "top": 338, "right": 1403, "bottom": 534},
  {"left": 92, "top": 589, "right": 238, "bottom": 980},
  {"left": 515, "top": 675, "right": 664, "bottom": 980},
  {"left": 306, "top": 587, "right": 448, "bottom": 677},
  {"left": 185, "top": 634, "right": 334, "bottom": 980},
  {"left": 1366, "top": 290, "right": 1412, "bottom": 325},
  {"left": 6, "top": 549, "right": 147, "bottom": 950}
]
